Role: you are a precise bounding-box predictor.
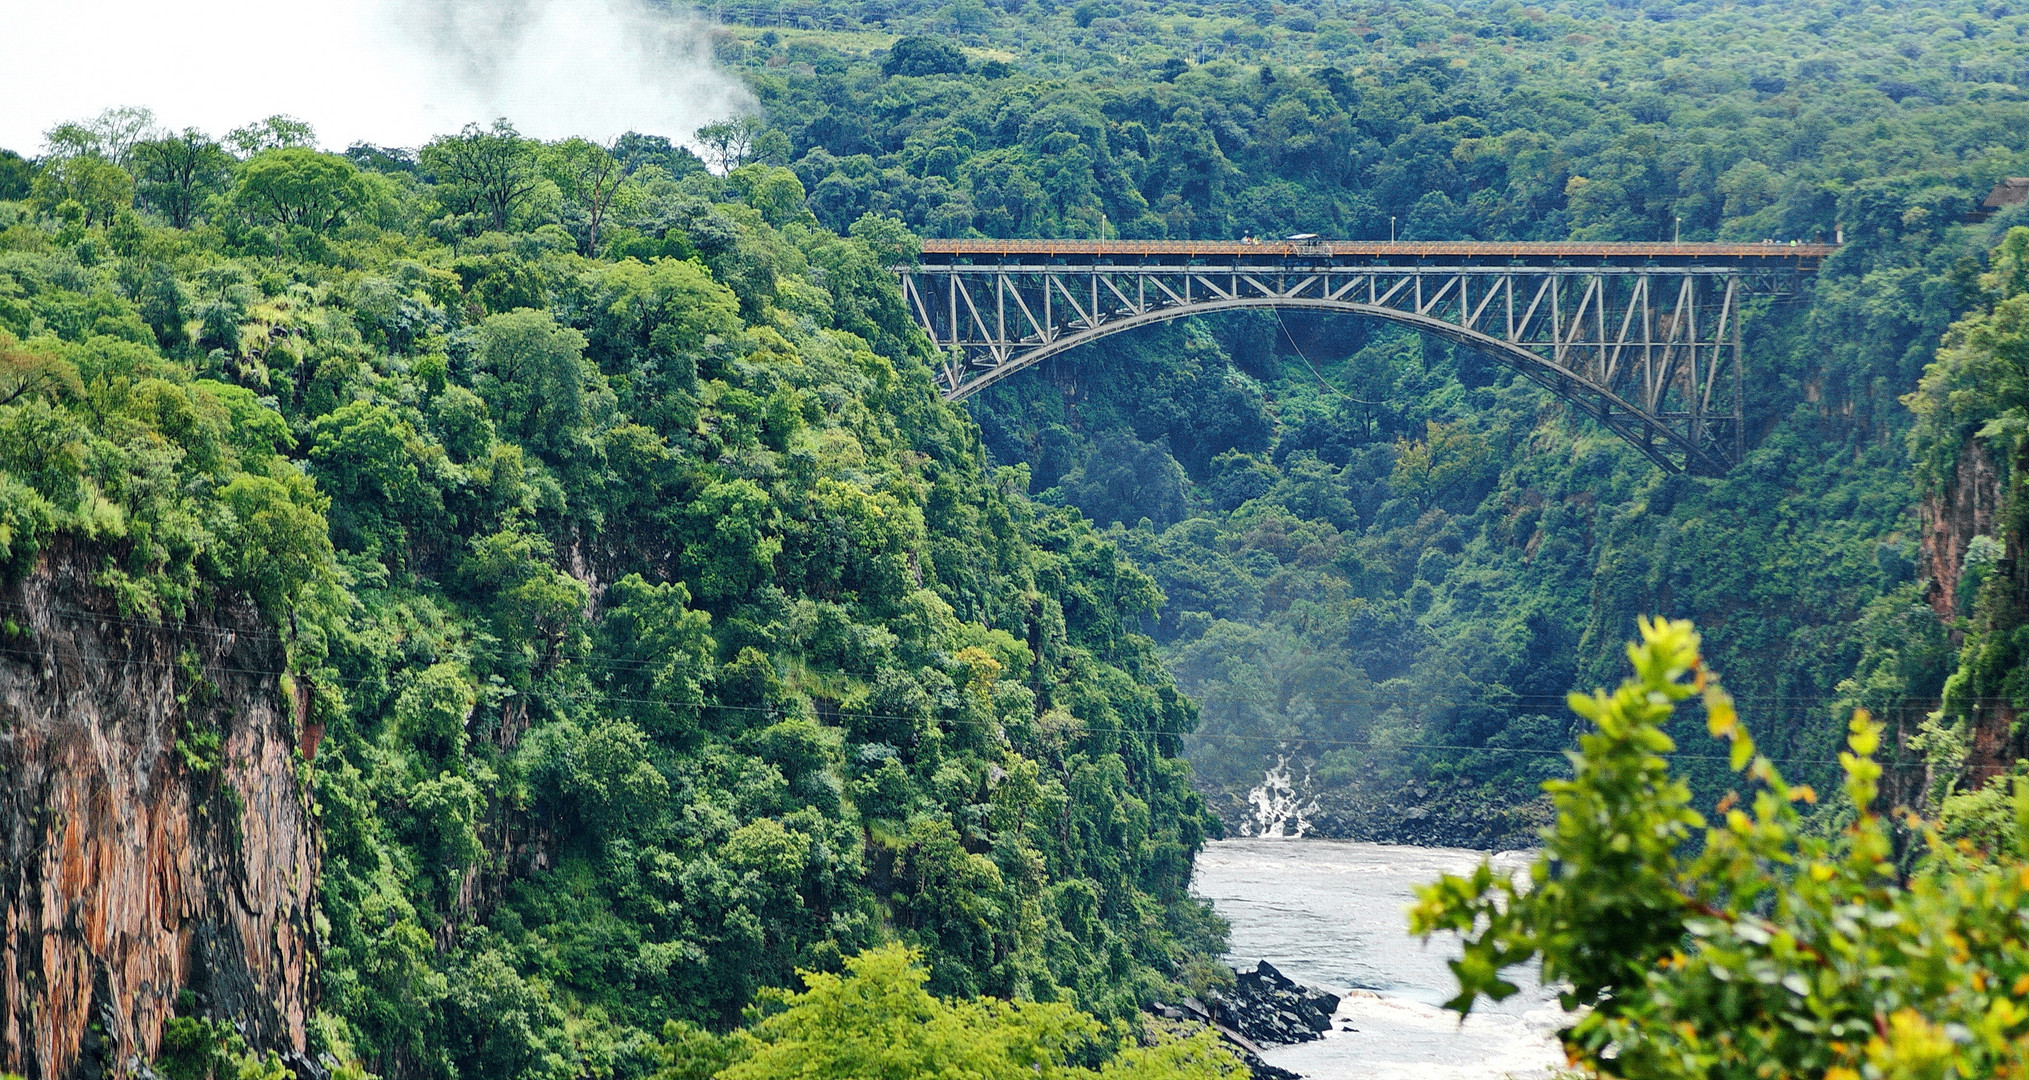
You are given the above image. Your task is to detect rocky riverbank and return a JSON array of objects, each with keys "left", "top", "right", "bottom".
[
  {"left": 1151, "top": 961, "right": 1342, "bottom": 1080},
  {"left": 1214, "top": 961, "right": 1341, "bottom": 1046},
  {"left": 1206, "top": 776, "right": 1554, "bottom": 850}
]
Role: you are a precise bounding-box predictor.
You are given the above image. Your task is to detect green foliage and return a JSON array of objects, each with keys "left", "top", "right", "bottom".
[
  {"left": 423, "top": 120, "right": 543, "bottom": 232},
  {"left": 540, "top": 137, "right": 632, "bottom": 254},
  {"left": 233, "top": 148, "right": 373, "bottom": 231},
  {"left": 882, "top": 37, "right": 970, "bottom": 78},
  {"left": 132, "top": 130, "right": 234, "bottom": 229},
  {"left": 1907, "top": 226, "right": 2029, "bottom": 768},
  {"left": 16, "top": 0, "right": 2025, "bottom": 1071},
  {"left": 1, "top": 87, "right": 1224, "bottom": 1080},
  {"left": 157, "top": 1015, "right": 293, "bottom": 1080},
  {"left": 726, "top": 0, "right": 2024, "bottom": 844},
  {"left": 723, "top": 944, "right": 1243, "bottom": 1080},
  {"left": 1411, "top": 617, "right": 2029, "bottom": 1078}
]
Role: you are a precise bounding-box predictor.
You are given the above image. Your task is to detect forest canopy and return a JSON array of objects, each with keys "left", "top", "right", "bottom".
[
  {"left": 5, "top": 0, "right": 2029, "bottom": 1075},
  {"left": 0, "top": 106, "right": 1222, "bottom": 1080}
]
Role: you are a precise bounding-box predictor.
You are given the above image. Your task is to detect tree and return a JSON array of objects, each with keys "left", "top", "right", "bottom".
[
  {"left": 44, "top": 105, "right": 156, "bottom": 166},
  {"left": 722, "top": 944, "right": 1245, "bottom": 1080},
  {"left": 226, "top": 114, "right": 317, "bottom": 156},
  {"left": 0, "top": 150, "right": 29, "bottom": 200},
  {"left": 726, "top": 165, "right": 814, "bottom": 229},
  {"left": 1411, "top": 617, "right": 2029, "bottom": 1078},
  {"left": 0, "top": 333, "right": 80, "bottom": 406},
  {"left": 132, "top": 129, "right": 233, "bottom": 228},
  {"left": 471, "top": 308, "right": 609, "bottom": 460},
  {"left": 30, "top": 154, "right": 134, "bottom": 225},
  {"left": 308, "top": 401, "right": 449, "bottom": 556},
  {"left": 540, "top": 137, "right": 629, "bottom": 254},
  {"left": 881, "top": 36, "right": 970, "bottom": 77},
  {"left": 1389, "top": 420, "right": 1497, "bottom": 510},
  {"left": 422, "top": 120, "right": 542, "bottom": 231},
  {"left": 233, "top": 148, "right": 370, "bottom": 230},
  {"left": 594, "top": 574, "right": 714, "bottom": 739},
  {"left": 214, "top": 470, "right": 336, "bottom": 617},
  {"left": 693, "top": 117, "right": 760, "bottom": 176}
]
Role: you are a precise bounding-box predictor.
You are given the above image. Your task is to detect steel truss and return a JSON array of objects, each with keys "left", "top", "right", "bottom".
[{"left": 900, "top": 254, "right": 1818, "bottom": 474}]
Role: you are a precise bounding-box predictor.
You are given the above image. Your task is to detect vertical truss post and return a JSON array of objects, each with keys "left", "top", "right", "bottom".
[
  {"left": 1729, "top": 274, "right": 1743, "bottom": 465},
  {"left": 906, "top": 245, "right": 1812, "bottom": 473}
]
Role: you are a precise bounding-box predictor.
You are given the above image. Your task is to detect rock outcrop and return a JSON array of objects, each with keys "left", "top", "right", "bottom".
[
  {"left": 1922, "top": 437, "right": 2002, "bottom": 623},
  {"left": 1919, "top": 438, "right": 2019, "bottom": 787},
  {"left": 1209, "top": 961, "right": 1340, "bottom": 1047},
  {"left": 0, "top": 539, "right": 319, "bottom": 1079},
  {"left": 1150, "top": 961, "right": 1341, "bottom": 1080}
]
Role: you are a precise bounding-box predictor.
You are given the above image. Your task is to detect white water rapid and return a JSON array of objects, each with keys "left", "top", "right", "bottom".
[
  {"left": 1242, "top": 758, "right": 1320, "bottom": 837},
  {"left": 1192, "top": 837, "right": 1569, "bottom": 1080}
]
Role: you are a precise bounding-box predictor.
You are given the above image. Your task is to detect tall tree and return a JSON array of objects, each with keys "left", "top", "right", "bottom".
[
  {"left": 0, "top": 150, "right": 30, "bottom": 201},
  {"left": 31, "top": 155, "right": 134, "bottom": 225},
  {"left": 421, "top": 119, "right": 541, "bottom": 231},
  {"left": 132, "top": 129, "right": 232, "bottom": 228},
  {"left": 541, "top": 137, "right": 630, "bottom": 255},
  {"left": 226, "top": 115, "right": 317, "bottom": 156},
  {"left": 232, "top": 148, "right": 370, "bottom": 230},
  {"left": 693, "top": 117, "right": 760, "bottom": 176},
  {"left": 43, "top": 105, "right": 156, "bottom": 166}
]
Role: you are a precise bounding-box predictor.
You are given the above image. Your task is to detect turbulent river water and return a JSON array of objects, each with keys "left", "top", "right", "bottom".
[{"left": 1191, "top": 838, "right": 1571, "bottom": 1080}]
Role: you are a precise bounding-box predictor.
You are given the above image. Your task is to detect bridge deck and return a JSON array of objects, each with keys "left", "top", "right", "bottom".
[{"left": 917, "top": 238, "right": 1835, "bottom": 269}]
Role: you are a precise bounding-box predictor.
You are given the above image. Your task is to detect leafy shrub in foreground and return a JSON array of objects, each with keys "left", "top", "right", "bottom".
[{"left": 1415, "top": 617, "right": 2029, "bottom": 1078}]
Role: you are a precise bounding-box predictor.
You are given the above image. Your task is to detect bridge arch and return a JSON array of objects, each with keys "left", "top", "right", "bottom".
[
  {"left": 943, "top": 296, "right": 1697, "bottom": 474},
  {"left": 901, "top": 240, "right": 1831, "bottom": 476}
]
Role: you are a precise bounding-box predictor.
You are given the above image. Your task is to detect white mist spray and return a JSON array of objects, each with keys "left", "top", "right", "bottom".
[{"left": 0, "top": 0, "right": 751, "bottom": 152}]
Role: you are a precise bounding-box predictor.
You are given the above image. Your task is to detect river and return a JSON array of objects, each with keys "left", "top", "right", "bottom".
[{"left": 1191, "top": 838, "right": 1571, "bottom": 1080}]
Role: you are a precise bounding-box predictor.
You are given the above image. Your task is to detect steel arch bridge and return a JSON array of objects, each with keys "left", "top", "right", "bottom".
[{"left": 898, "top": 239, "right": 1834, "bottom": 475}]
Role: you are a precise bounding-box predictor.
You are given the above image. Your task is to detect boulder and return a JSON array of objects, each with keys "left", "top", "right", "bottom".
[{"left": 1206, "top": 961, "right": 1343, "bottom": 1047}]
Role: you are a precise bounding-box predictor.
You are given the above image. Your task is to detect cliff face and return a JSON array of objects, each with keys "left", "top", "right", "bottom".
[
  {"left": 0, "top": 539, "right": 318, "bottom": 1079},
  {"left": 1920, "top": 438, "right": 2028, "bottom": 787},
  {"left": 1921, "top": 438, "right": 2001, "bottom": 622}
]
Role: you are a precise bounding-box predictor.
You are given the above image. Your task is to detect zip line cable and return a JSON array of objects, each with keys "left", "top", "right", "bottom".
[{"left": 1273, "top": 309, "right": 1390, "bottom": 405}]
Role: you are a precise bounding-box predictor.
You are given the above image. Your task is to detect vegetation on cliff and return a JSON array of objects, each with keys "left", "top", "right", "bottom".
[
  {"left": 688, "top": 0, "right": 2029, "bottom": 834},
  {"left": 0, "top": 111, "right": 1222, "bottom": 1079},
  {"left": 8, "top": 0, "right": 2029, "bottom": 1072}
]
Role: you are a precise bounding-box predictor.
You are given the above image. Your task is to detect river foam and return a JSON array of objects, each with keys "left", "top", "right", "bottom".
[{"left": 1191, "top": 838, "right": 1568, "bottom": 1080}]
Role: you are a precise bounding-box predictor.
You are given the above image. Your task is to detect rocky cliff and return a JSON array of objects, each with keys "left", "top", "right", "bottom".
[
  {"left": 0, "top": 539, "right": 319, "bottom": 1079},
  {"left": 1922, "top": 438, "right": 2002, "bottom": 622},
  {"left": 1919, "top": 437, "right": 2027, "bottom": 788}
]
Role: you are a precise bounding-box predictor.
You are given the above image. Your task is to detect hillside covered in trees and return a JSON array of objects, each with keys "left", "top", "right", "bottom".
[
  {"left": 5, "top": 0, "right": 2029, "bottom": 1075},
  {"left": 682, "top": 0, "right": 2029, "bottom": 837},
  {"left": 0, "top": 110, "right": 1232, "bottom": 1079}
]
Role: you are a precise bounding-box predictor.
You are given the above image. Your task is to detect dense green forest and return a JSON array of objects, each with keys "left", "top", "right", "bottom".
[
  {"left": 0, "top": 115, "right": 1226, "bottom": 1080},
  {"left": 693, "top": 0, "right": 2029, "bottom": 836},
  {"left": 6, "top": 0, "right": 2029, "bottom": 1075}
]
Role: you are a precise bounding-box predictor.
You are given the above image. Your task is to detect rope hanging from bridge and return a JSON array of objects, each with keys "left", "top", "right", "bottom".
[{"left": 1273, "top": 308, "right": 1388, "bottom": 407}]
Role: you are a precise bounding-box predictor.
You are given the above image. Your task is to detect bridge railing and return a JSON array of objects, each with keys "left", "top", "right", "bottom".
[
  {"left": 914, "top": 238, "right": 1838, "bottom": 265},
  {"left": 899, "top": 241, "right": 1830, "bottom": 474}
]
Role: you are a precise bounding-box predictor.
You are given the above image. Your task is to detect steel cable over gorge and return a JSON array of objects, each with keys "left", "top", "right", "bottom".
[{"left": 898, "top": 239, "right": 1834, "bottom": 475}]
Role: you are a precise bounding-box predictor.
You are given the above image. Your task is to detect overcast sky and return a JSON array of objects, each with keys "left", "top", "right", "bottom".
[{"left": 0, "top": 0, "right": 749, "bottom": 155}]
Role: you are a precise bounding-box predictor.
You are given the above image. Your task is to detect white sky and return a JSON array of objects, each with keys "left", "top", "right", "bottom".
[{"left": 0, "top": 0, "right": 750, "bottom": 155}]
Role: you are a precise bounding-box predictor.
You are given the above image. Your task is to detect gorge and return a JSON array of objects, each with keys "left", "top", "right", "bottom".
[{"left": 1, "top": 0, "right": 2028, "bottom": 1076}]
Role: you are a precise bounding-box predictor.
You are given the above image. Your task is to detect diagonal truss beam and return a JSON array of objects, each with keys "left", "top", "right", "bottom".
[{"left": 899, "top": 259, "right": 1809, "bottom": 475}]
